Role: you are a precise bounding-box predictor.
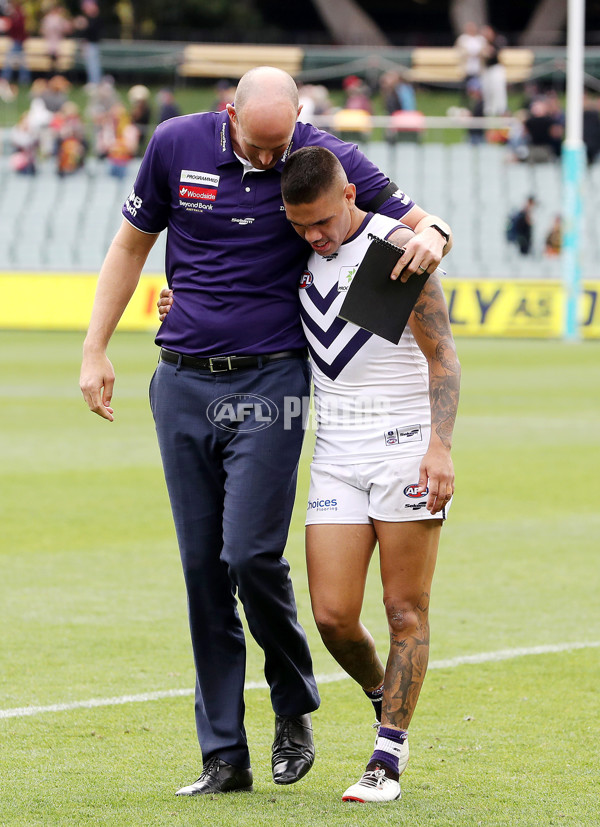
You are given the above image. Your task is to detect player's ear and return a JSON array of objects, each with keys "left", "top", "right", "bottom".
[
  {"left": 226, "top": 103, "right": 236, "bottom": 122},
  {"left": 344, "top": 183, "right": 356, "bottom": 205}
]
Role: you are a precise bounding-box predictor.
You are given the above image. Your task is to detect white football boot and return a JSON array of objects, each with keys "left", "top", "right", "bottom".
[{"left": 342, "top": 766, "right": 401, "bottom": 803}]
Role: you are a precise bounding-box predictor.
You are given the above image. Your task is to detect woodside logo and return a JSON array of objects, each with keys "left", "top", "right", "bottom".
[{"left": 179, "top": 185, "right": 217, "bottom": 201}]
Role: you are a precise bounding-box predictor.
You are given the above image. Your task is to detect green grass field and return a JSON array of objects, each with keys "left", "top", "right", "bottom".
[{"left": 1, "top": 332, "right": 599, "bottom": 826}]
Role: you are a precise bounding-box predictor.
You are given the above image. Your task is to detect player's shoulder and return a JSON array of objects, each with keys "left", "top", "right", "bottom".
[
  {"left": 368, "top": 213, "right": 408, "bottom": 238},
  {"left": 293, "top": 121, "right": 356, "bottom": 159},
  {"left": 153, "top": 111, "right": 219, "bottom": 143}
]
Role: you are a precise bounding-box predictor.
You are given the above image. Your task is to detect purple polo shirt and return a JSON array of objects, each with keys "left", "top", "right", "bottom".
[{"left": 123, "top": 111, "right": 415, "bottom": 355}]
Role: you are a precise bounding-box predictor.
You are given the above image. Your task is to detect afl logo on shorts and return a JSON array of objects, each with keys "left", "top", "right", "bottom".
[
  {"left": 404, "top": 483, "right": 428, "bottom": 498},
  {"left": 299, "top": 270, "right": 313, "bottom": 288}
]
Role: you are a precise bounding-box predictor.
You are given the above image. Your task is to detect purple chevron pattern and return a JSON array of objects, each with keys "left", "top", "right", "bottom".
[
  {"left": 300, "top": 262, "right": 374, "bottom": 380},
  {"left": 303, "top": 281, "right": 340, "bottom": 314},
  {"left": 307, "top": 326, "right": 373, "bottom": 381},
  {"left": 299, "top": 304, "right": 347, "bottom": 347}
]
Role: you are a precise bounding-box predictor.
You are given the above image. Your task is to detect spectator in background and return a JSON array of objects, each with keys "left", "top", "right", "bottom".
[
  {"left": 40, "top": 1, "right": 72, "bottom": 77},
  {"left": 127, "top": 84, "right": 152, "bottom": 154},
  {"left": 524, "top": 97, "right": 563, "bottom": 162},
  {"left": 521, "top": 81, "right": 541, "bottom": 112},
  {"left": 103, "top": 103, "right": 139, "bottom": 177},
  {"left": 583, "top": 93, "right": 600, "bottom": 165},
  {"left": 27, "top": 77, "right": 54, "bottom": 155},
  {"left": 379, "top": 70, "right": 418, "bottom": 144},
  {"left": 156, "top": 87, "right": 181, "bottom": 124},
  {"left": 42, "top": 73, "right": 70, "bottom": 112},
  {"left": 545, "top": 89, "right": 565, "bottom": 151},
  {"left": 481, "top": 25, "right": 508, "bottom": 116},
  {"left": 544, "top": 215, "right": 561, "bottom": 257},
  {"left": 465, "top": 79, "right": 485, "bottom": 145},
  {"left": 297, "top": 83, "right": 332, "bottom": 125},
  {"left": 508, "top": 196, "right": 536, "bottom": 255},
  {"left": 53, "top": 100, "right": 87, "bottom": 175},
  {"left": 74, "top": 0, "right": 102, "bottom": 86},
  {"left": 0, "top": 0, "right": 31, "bottom": 91},
  {"left": 342, "top": 75, "right": 373, "bottom": 113},
  {"left": 454, "top": 21, "right": 486, "bottom": 92},
  {"left": 9, "top": 112, "right": 38, "bottom": 174},
  {"left": 334, "top": 76, "right": 374, "bottom": 141},
  {"left": 506, "top": 109, "right": 530, "bottom": 162},
  {"left": 86, "top": 73, "right": 118, "bottom": 122},
  {"left": 212, "top": 78, "right": 236, "bottom": 112},
  {"left": 297, "top": 83, "right": 317, "bottom": 123},
  {"left": 379, "top": 70, "right": 416, "bottom": 114}
]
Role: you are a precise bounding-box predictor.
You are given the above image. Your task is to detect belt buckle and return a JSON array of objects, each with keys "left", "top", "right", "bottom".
[{"left": 209, "top": 356, "right": 234, "bottom": 373}]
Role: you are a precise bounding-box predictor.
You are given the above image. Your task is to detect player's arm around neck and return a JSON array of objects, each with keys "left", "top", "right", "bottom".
[
  {"left": 388, "top": 206, "right": 452, "bottom": 281},
  {"left": 80, "top": 219, "right": 159, "bottom": 421},
  {"left": 408, "top": 273, "right": 461, "bottom": 513}
]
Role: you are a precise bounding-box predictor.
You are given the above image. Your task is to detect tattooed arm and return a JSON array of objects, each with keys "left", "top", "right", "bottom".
[{"left": 407, "top": 272, "right": 461, "bottom": 514}]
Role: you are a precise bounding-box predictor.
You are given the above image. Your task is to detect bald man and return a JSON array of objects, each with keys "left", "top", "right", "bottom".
[{"left": 80, "top": 66, "right": 453, "bottom": 797}]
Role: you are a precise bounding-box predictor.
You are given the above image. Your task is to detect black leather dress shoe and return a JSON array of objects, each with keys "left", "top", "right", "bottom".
[
  {"left": 175, "top": 757, "right": 253, "bottom": 796},
  {"left": 272, "top": 713, "right": 315, "bottom": 785}
]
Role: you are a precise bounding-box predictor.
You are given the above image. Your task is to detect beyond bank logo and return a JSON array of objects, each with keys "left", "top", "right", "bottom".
[{"left": 207, "top": 393, "right": 279, "bottom": 432}]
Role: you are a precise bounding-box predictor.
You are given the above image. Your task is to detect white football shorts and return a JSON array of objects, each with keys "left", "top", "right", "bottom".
[{"left": 305, "top": 455, "right": 452, "bottom": 525}]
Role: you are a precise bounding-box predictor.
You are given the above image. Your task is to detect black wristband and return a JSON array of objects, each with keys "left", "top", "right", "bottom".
[{"left": 429, "top": 223, "right": 450, "bottom": 244}]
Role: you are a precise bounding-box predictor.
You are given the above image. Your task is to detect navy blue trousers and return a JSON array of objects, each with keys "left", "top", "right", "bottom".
[{"left": 150, "top": 354, "right": 320, "bottom": 768}]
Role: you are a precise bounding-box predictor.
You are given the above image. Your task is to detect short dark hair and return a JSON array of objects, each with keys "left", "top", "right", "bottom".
[{"left": 281, "top": 146, "right": 345, "bottom": 205}]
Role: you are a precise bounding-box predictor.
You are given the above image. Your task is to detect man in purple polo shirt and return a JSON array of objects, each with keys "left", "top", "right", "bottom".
[{"left": 80, "top": 66, "right": 453, "bottom": 797}]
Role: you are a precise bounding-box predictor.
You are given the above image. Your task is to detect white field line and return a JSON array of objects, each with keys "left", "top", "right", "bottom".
[{"left": 1, "top": 640, "right": 598, "bottom": 721}]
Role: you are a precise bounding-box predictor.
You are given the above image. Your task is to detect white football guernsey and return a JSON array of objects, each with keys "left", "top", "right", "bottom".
[{"left": 299, "top": 212, "right": 431, "bottom": 464}]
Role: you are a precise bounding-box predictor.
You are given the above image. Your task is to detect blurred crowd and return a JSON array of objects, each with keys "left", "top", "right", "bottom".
[
  {"left": 452, "top": 20, "right": 600, "bottom": 165},
  {"left": 0, "top": 0, "right": 105, "bottom": 92},
  {"left": 3, "top": 6, "right": 600, "bottom": 179},
  {"left": 297, "top": 70, "right": 420, "bottom": 143},
  {"left": 7, "top": 74, "right": 181, "bottom": 176}
]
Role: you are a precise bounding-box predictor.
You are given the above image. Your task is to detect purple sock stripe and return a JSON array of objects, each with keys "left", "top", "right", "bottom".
[
  {"left": 378, "top": 726, "right": 407, "bottom": 744},
  {"left": 370, "top": 750, "right": 399, "bottom": 773}
]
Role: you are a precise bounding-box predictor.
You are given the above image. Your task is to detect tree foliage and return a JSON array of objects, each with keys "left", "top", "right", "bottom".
[{"left": 107, "top": 0, "right": 265, "bottom": 31}]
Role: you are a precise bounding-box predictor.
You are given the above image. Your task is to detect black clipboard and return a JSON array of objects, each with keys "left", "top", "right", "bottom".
[{"left": 338, "top": 233, "right": 429, "bottom": 344}]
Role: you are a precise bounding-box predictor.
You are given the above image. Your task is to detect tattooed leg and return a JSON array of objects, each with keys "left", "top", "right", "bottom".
[
  {"left": 374, "top": 518, "right": 441, "bottom": 730},
  {"left": 382, "top": 593, "right": 430, "bottom": 728},
  {"left": 321, "top": 627, "right": 385, "bottom": 692}
]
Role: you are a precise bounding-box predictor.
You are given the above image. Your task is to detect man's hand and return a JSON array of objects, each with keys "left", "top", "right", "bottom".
[
  {"left": 80, "top": 350, "right": 116, "bottom": 421},
  {"left": 157, "top": 287, "right": 173, "bottom": 321},
  {"left": 417, "top": 445, "right": 454, "bottom": 515},
  {"left": 391, "top": 226, "right": 447, "bottom": 283}
]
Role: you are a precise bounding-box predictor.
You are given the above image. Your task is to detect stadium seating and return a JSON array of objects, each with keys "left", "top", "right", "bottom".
[
  {"left": 178, "top": 44, "right": 304, "bottom": 80},
  {"left": 409, "top": 47, "right": 534, "bottom": 85},
  {"left": 0, "top": 36, "right": 77, "bottom": 74},
  {"left": 0, "top": 145, "right": 596, "bottom": 280}
]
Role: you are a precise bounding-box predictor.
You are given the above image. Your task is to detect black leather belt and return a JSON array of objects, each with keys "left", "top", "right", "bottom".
[{"left": 160, "top": 347, "right": 306, "bottom": 373}]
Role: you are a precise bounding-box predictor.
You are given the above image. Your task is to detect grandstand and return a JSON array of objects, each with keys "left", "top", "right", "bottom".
[
  {"left": 0, "top": 156, "right": 166, "bottom": 273},
  {"left": 0, "top": 144, "right": 597, "bottom": 279}
]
